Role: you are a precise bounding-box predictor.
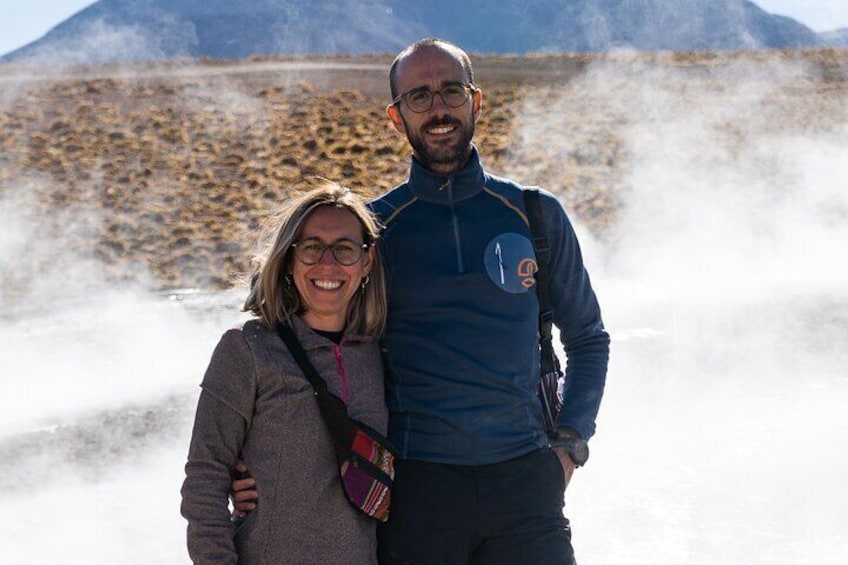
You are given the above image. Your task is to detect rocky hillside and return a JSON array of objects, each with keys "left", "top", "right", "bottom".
[{"left": 1, "top": 48, "right": 846, "bottom": 301}]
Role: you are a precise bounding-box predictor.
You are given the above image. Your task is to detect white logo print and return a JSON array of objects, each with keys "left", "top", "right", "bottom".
[
  {"left": 495, "top": 241, "right": 505, "bottom": 285},
  {"left": 484, "top": 233, "right": 537, "bottom": 294}
]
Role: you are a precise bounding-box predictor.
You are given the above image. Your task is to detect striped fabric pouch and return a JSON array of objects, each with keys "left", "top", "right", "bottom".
[{"left": 339, "top": 423, "right": 395, "bottom": 522}]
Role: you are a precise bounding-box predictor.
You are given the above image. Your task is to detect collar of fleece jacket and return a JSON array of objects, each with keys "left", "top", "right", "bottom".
[{"left": 407, "top": 145, "right": 486, "bottom": 204}]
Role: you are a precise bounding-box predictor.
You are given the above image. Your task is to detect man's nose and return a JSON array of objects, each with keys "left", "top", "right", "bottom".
[{"left": 430, "top": 91, "right": 451, "bottom": 112}]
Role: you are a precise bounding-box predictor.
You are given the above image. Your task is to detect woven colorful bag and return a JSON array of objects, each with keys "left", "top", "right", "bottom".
[{"left": 339, "top": 424, "right": 395, "bottom": 522}]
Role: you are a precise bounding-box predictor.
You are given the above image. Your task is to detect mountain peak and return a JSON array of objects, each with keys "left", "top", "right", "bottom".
[{"left": 1, "top": 0, "right": 828, "bottom": 64}]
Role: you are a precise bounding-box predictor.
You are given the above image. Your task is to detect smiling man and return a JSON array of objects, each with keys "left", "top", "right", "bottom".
[
  {"left": 385, "top": 41, "right": 480, "bottom": 174},
  {"left": 369, "top": 38, "right": 610, "bottom": 565}
]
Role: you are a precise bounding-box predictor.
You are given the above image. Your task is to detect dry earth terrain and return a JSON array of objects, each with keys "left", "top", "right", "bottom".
[{"left": 1, "top": 49, "right": 846, "bottom": 300}]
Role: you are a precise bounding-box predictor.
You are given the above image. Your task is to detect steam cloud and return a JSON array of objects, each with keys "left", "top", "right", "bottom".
[
  {"left": 508, "top": 55, "right": 848, "bottom": 564},
  {"left": 1, "top": 51, "right": 846, "bottom": 563}
]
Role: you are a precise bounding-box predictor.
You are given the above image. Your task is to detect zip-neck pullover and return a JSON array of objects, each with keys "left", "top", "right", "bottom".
[
  {"left": 370, "top": 148, "right": 609, "bottom": 465},
  {"left": 181, "top": 317, "right": 386, "bottom": 563}
]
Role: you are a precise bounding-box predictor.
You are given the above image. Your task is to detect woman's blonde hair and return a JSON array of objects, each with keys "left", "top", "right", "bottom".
[{"left": 243, "top": 180, "right": 387, "bottom": 337}]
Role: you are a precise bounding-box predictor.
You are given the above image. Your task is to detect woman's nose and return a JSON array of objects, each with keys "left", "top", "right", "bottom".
[{"left": 318, "top": 247, "right": 337, "bottom": 265}]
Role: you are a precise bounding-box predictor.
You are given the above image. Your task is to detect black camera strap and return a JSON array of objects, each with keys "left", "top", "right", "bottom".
[
  {"left": 276, "top": 322, "right": 354, "bottom": 459},
  {"left": 524, "top": 189, "right": 560, "bottom": 376},
  {"left": 524, "top": 188, "right": 563, "bottom": 434}
]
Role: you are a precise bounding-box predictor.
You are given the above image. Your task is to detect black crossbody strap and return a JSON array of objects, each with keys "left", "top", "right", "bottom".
[
  {"left": 523, "top": 188, "right": 560, "bottom": 377},
  {"left": 276, "top": 322, "right": 354, "bottom": 458}
]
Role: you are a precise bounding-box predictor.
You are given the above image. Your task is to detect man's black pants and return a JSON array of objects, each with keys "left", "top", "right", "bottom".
[{"left": 378, "top": 447, "right": 574, "bottom": 565}]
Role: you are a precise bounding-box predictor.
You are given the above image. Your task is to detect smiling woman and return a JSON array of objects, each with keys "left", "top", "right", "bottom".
[
  {"left": 243, "top": 181, "right": 386, "bottom": 336},
  {"left": 180, "top": 180, "right": 389, "bottom": 564},
  {"left": 290, "top": 206, "right": 374, "bottom": 331}
]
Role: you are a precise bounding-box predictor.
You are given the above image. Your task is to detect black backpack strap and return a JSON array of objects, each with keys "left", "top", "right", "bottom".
[
  {"left": 276, "top": 322, "right": 354, "bottom": 458},
  {"left": 523, "top": 188, "right": 560, "bottom": 378}
]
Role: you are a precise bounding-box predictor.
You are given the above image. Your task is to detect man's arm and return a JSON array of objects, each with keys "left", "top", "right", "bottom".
[{"left": 541, "top": 190, "right": 610, "bottom": 441}]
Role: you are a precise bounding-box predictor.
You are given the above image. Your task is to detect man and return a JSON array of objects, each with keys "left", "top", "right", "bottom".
[{"left": 235, "top": 38, "right": 609, "bottom": 564}]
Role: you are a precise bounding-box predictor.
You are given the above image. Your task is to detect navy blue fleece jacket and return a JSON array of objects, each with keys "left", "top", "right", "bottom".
[{"left": 370, "top": 148, "right": 609, "bottom": 465}]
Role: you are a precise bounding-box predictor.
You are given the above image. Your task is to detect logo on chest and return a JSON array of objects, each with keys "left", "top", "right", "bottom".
[{"left": 484, "top": 233, "right": 537, "bottom": 294}]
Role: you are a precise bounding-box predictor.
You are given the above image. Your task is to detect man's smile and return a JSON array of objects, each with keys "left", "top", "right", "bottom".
[{"left": 426, "top": 124, "right": 457, "bottom": 136}]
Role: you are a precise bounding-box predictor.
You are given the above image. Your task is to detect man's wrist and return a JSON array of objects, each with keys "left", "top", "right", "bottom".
[
  {"left": 550, "top": 427, "right": 589, "bottom": 467},
  {"left": 553, "top": 426, "right": 581, "bottom": 440}
]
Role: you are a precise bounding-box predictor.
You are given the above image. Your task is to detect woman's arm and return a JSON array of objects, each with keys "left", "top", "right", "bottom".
[{"left": 180, "top": 330, "right": 256, "bottom": 564}]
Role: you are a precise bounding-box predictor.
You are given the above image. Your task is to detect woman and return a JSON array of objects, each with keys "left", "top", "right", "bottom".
[{"left": 180, "top": 181, "right": 388, "bottom": 564}]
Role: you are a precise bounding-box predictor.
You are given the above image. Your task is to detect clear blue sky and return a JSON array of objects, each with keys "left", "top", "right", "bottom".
[{"left": 1, "top": 0, "right": 847, "bottom": 57}]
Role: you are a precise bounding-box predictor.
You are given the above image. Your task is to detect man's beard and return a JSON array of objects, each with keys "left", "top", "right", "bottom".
[{"left": 403, "top": 116, "right": 475, "bottom": 173}]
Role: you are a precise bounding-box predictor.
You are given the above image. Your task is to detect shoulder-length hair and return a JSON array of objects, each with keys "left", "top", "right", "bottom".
[{"left": 243, "top": 180, "right": 387, "bottom": 338}]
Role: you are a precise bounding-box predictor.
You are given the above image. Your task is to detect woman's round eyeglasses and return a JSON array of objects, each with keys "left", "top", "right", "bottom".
[{"left": 291, "top": 238, "right": 369, "bottom": 266}]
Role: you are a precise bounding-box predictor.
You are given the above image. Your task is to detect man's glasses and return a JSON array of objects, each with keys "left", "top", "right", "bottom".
[
  {"left": 391, "top": 82, "right": 476, "bottom": 113},
  {"left": 291, "top": 238, "right": 369, "bottom": 266}
]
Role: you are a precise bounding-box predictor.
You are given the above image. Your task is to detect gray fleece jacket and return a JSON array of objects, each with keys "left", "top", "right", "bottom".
[{"left": 180, "top": 317, "right": 387, "bottom": 564}]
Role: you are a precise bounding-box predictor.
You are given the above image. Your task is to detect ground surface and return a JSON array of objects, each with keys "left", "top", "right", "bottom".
[{"left": 1, "top": 49, "right": 846, "bottom": 296}]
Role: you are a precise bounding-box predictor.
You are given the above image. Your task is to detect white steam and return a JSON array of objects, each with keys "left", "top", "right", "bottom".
[
  {"left": 0, "top": 168, "right": 246, "bottom": 562},
  {"left": 15, "top": 17, "right": 198, "bottom": 65},
  {"left": 510, "top": 57, "right": 848, "bottom": 563}
]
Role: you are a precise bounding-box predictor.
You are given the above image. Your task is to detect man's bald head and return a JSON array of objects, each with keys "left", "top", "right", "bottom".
[{"left": 389, "top": 38, "right": 475, "bottom": 99}]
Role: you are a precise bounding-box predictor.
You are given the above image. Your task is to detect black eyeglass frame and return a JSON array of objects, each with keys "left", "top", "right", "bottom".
[
  {"left": 390, "top": 82, "right": 477, "bottom": 113},
  {"left": 290, "top": 238, "right": 371, "bottom": 266}
]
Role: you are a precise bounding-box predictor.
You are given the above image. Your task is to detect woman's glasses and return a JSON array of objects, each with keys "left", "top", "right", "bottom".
[{"left": 291, "top": 238, "right": 369, "bottom": 266}]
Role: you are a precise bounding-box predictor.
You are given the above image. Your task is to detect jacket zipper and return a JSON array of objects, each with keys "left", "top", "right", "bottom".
[
  {"left": 446, "top": 181, "right": 464, "bottom": 273},
  {"left": 334, "top": 341, "right": 348, "bottom": 403}
]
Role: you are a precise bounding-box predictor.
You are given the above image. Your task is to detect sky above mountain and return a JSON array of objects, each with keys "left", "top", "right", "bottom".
[{"left": 2, "top": 0, "right": 848, "bottom": 56}]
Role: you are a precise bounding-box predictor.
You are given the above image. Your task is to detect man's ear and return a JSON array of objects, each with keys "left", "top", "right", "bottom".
[
  {"left": 472, "top": 88, "right": 484, "bottom": 123},
  {"left": 386, "top": 103, "right": 406, "bottom": 134}
]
